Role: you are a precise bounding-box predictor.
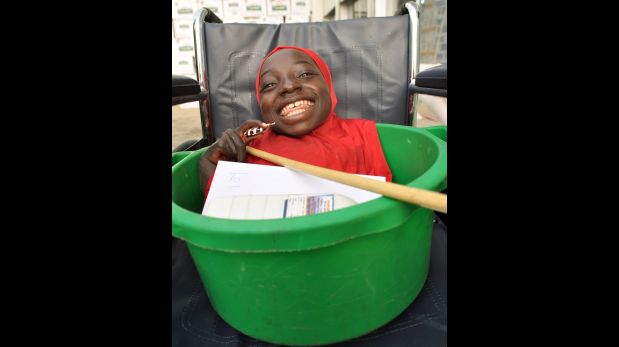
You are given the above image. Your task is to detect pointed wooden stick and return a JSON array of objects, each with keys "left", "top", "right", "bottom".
[{"left": 246, "top": 146, "right": 447, "bottom": 213}]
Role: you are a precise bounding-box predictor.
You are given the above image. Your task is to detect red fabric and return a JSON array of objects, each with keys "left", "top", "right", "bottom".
[
  {"left": 248, "top": 114, "right": 392, "bottom": 182},
  {"left": 204, "top": 46, "right": 392, "bottom": 199}
]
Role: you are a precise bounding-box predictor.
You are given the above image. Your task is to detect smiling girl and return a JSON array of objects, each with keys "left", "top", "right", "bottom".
[{"left": 199, "top": 46, "right": 392, "bottom": 197}]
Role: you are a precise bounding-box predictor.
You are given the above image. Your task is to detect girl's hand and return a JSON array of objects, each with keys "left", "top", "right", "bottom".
[{"left": 198, "top": 120, "right": 267, "bottom": 193}]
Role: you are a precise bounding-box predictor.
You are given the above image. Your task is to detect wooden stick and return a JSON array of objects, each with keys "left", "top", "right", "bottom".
[{"left": 246, "top": 146, "right": 447, "bottom": 214}]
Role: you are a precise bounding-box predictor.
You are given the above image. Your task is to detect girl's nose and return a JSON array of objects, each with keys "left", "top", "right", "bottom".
[{"left": 280, "top": 77, "right": 300, "bottom": 94}]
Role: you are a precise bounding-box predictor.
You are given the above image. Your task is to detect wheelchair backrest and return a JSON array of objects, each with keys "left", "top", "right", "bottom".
[{"left": 197, "top": 13, "right": 412, "bottom": 141}]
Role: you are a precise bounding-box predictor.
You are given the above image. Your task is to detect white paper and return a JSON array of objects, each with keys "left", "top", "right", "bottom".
[
  {"left": 206, "top": 193, "right": 351, "bottom": 219},
  {"left": 202, "top": 161, "right": 385, "bottom": 217}
]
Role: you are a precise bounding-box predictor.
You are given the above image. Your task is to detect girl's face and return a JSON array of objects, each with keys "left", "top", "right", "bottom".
[{"left": 258, "top": 50, "right": 332, "bottom": 137}]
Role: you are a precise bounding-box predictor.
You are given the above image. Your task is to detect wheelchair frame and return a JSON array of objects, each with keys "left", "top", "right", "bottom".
[{"left": 183, "top": 1, "right": 432, "bottom": 150}]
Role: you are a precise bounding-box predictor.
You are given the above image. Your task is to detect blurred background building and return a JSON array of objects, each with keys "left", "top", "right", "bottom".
[{"left": 172, "top": 0, "right": 446, "bottom": 77}]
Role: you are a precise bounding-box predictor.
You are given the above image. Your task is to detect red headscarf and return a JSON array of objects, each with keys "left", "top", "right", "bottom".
[
  {"left": 248, "top": 46, "right": 393, "bottom": 181},
  {"left": 204, "top": 46, "right": 392, "bottom": 199}
]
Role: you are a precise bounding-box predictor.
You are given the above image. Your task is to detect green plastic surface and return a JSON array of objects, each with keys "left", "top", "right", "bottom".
[{"left": 171, "top": 124, "right": 447, "bottom": 345}]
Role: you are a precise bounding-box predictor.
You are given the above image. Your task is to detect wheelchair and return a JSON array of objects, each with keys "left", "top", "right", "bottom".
[{"left": 172, "top": 2, "right": 447, "bottom": 345}]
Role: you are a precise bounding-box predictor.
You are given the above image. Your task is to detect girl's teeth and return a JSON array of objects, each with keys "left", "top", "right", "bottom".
[{"left": 281, "top": 100, "right": 314, "bottom": 116}]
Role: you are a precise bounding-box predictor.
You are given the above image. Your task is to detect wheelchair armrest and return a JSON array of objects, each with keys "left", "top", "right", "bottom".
[
  {"left": 409, "top": 64, "right": 447, "bottom": 97},
  {"left": 172, "top": 75, "right": 207, "bottom": 106}
]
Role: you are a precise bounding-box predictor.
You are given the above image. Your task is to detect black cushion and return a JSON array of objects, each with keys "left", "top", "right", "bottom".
[
  {"left": 416, "top": 64, "right": 446, "bottom": 90},
  {"left": 172, "top": 75, "right": 201, "bottom": 97}
]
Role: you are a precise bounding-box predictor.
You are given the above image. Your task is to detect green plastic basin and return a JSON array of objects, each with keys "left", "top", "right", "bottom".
[{"left": 171, "top": 124, "right": 447, "bottom": 345}]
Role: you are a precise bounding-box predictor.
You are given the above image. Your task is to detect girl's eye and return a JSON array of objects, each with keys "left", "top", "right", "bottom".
[
  {"left": 261, "top": 82, "right": 275, "bottom": 91},
  {"left": 299, "top": 72, "right": 314, "bottom": 78}
]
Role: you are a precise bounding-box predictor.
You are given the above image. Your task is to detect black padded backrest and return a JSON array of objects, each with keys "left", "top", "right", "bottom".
[{"left": 202, "top": 15, "right": 411, "bottom": 138}]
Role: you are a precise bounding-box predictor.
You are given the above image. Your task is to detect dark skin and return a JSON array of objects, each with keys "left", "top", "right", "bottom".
[{"left": 199, "top": 49, "right": 332, "bottom": 193}]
